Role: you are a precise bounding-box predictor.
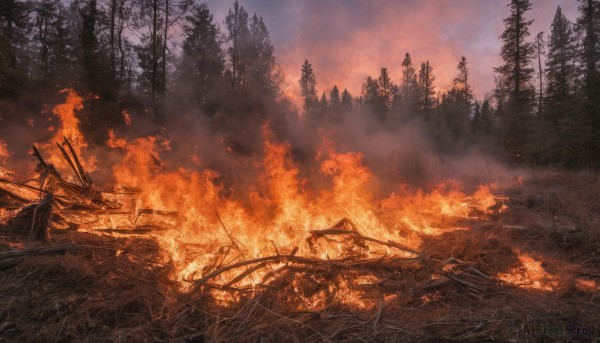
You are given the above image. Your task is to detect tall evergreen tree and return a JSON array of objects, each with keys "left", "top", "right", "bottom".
[
  {"left": 224, "top": 1, "right": 252, "bottom": 89},
  {"left": 378, "top": 67, "right": 394, "bottom": 110},
  {"left": 535, "top": 31, "right": 545, "bottom": 114},
  {"left": 80, "top": 0, "right": 111, "bottom": 97},
  {"left": 494, "top": 0, "right": 536, "bottom": 161},
  {"left": 546, "top": 6, "right": 578, "bottom": 103},
  {"left": 340, "top": 88, "right": 352, "bottom": 112},
  {"left": 400, "top": 53, "right": 419, "bottom": 112},
  {"left": 576, "top": 0, "right": 600, "bottom": 165},
  {"left": 329, "top": 85, "right": 340, "bottom": 110},
  {"left": 249, "top": 14, "right": 276, "bottom": 93},
  {"left": 418, "top": 61, "right": 436, "bottom": 120},
  {"left": 299, "top": 59, "right": 317, "bottom": 118},
  {"left": 540, "top": 7, "right": 579, "bottom": 165},
  {"left": 453, "top": 56, "right": 473, "bottom": 111},
  {"left": 362, "top": 74, "right": 386, "bottom": 119},
  {"left": 577, "top": 0, "right": 600, "bottom": 99},
  {"left": 319, "top": 92, "right": 328, "bottom": 115},
  {"left": 176, "top": 3, "right": 224, "bottom": 112}
]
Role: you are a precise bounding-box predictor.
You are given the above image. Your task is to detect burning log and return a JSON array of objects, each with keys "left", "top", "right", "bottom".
[
  {"left": 7, "top": 193, "right": 53, "bottom": 241},
  {"left": 308, "top": 218, "right": 421, "bottom": 256},
  {"left": 31, "top": 140, "right": 117, "bottom": 209}
]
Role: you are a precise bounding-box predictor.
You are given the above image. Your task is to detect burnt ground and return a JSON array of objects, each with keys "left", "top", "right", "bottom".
[{"left": 1, "top": 170, "right": 600, "bottom": 342}]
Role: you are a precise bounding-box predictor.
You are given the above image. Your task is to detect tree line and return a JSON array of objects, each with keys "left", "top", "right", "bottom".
[
  {"left": 0, "top": 0, "right": 599, "bottom": 167},
  {"left": 299, "top": 0, "right": 600, "bottom": 167},
  {"left": 0, "top": 0, "right": 283, "bottom": 148}
]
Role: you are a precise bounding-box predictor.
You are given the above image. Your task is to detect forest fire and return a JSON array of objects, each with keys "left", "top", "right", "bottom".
[
  {"left": 1, "top": 0, "right": 599, "bottom": 340},
  {"left": 4, "top": 90, "right": 502, "bottom": 293}
]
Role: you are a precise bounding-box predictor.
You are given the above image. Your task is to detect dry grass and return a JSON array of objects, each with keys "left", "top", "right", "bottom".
[{"left": 1, "top": 170, "right": 600, "bottom": 342}]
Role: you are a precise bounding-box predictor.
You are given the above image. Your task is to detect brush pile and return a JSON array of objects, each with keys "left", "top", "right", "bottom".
[{"left": 1, "top": 144, "right": 600, "bottom": 342}]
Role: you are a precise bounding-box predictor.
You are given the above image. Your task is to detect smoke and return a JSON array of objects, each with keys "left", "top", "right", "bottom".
[{"left": 0, "top": 81, "right": 523, "bottom": 208}]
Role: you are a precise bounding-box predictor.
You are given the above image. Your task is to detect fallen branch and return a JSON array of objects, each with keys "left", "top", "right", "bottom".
[{"left": 0, "top": 244, "right": 162, "bottom": 269}]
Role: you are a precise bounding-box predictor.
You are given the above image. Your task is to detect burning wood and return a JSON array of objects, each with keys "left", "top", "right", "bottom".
[
  {"left": 0, "top": 90, "right": 598, "bottom": 342},
  {"left": 6, "top": 193, "right": 53, "bottom": 241}
]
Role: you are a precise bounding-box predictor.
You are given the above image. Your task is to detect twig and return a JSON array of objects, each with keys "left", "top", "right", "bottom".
[
  {"left": 56, "top": 142, "right": 86, "bottom": 190},
  {"left": 256, "top": 302, "right": 331, "bottom": 343},
  {"left": 54, "top": 316, "right": 67, "bottom": 343},
  {"left": 214, "top": 209, "right": 247, "bottom": 261},
  {"left": 310, "top": 228, "right": 421, "bottom": 256}
]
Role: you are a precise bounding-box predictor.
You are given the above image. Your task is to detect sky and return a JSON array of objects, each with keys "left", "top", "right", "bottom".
[{"left": 201, "top": 0, "right": 580, "bottom": 101}]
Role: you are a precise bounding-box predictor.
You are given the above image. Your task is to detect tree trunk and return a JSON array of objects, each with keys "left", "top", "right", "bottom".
[
  {"left": 537, "top": 33, "right": 543, "bottom": 115},
  {"left": 110, "top": 0, "right": 116, "bottom": 86},
  {"left": 162, "top": 0, "right": 168, "bottom": 96},
  {"left": 152, "top": 0, "right": 158, "bottom": 103},
  {"left": 117, "top": 0, "right": 125, "bottom": 86}
]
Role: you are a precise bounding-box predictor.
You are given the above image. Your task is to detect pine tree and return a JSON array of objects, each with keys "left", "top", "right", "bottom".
[
  {"left": 494, "top": 0, "right": 536, "bottom": 161},
  {"left": 400, "top": 53, "right": 419, "bottom": 112},
  {"left": 80, "top": 0, "right": 110, "bottom": 97},
  {"left": 418, "top": 61, "right": 436, "bottom": 120},
  {"left": 299, "top": 59, "right": 317, "bottom": 118},
  {"left": 176, "top": 3, "right": 224, "bottom": 111},
  {"left": 329, "top": 85, "right": 340, "bottom": 110},
  {"left": 378, "top": 67, "right": 394, "bottom": 110},
  {"left": 136, "top": 33, "right": 164, "bottom": 99},
  {"left": 496, "top": 0, "right": 536, "bottom": 109},
  {"left": 577, "top": 0, "right": 600, "bottom": 99},
  {"left": 546, "top": 6, "right": 578, "bottom": 104},
  {"left": 340, "top": 88, "right": 352, "bottom": 112},
  {"left": 319, "top": 92, "right": 328, "bottom": 115},
  {"left": 362, "top": 75, "right": 385, "bottom": 120},
  {"left": 453, "top": 56, "right": 474, "bottom": 111},
  {"left": 249, "top": 14, "right": 276, "bottom": 93},
  {"left": 224, "top": 1, "right": 252, "bottom": 88},
  {"left": 575, "top": 0, "right": 600, "bottom": 165},
  {"left": 535, "top": 32, "right": 545, "bottom": 114}
]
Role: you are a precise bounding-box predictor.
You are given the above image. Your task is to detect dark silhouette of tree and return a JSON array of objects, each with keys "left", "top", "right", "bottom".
[
  {"left": 249, "top": 13, "right": 276, "bottom": 94},
  {"left": 299, "top": 59, "right": 317, "bottom": 118},
  {"left": 535, "top": 32, "right": 545, "bottom": 114},
  {"left": 400, "top": 53, "right": 419, "bottom": 113},
  {"left": 319, "top": 92, "right": 328, "bottom": 116},
  {"left": 136, "top": 34, "right": 164, "bottom": 99},
  {"left": 577, "top": 0, "right": 600, "bottom": 99},
  {"left": 378, "top": 67, "right": 394, "bottom": 111},
  {"left": 546, "top": 6, "right": 578, "bottom": 104},
  {"left": 494, "top": 0, "right": 536, "bottom": 161},
  {"left": 329, "top": 85, "right": 340, "bottom": 111},
  {"left": 418, "top": 61, "right": 436, "bottom": 120},
  {"left": 362, "top": 74, "right": 385, "bottom": 119},
  {"left": 437, "top": 57, "right": 475, "bottom": 142},
  {"left": 176, "top": 3, "right": 224, "bottom": 113},
  {"left": 453, "top": 56, "right": 473, "bottom": 111},
  {"left": 340, "top": 88, "right": 352, "bottom": 112},
  {"left": 537, "top": 7, "right": 579, "bottom": 165},
  {"left": 0, "top": 0, "right": 31, "bottom": 97},
  {"left": 80, "top": 0, "right": 111, "bottom": 97},
  {"left": 575, "top": 0, "right": 600, "bottom": 165},
  {"left": 224, "top": 1, "right": 252, "bottom": 89}
]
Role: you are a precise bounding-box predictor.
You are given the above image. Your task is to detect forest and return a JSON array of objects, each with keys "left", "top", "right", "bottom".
[
  {"left": 1, "top": 0, "right": 600, "bottom": 342},
  {"left": 0, "top": 0, "right": 598, "bottom": 167}
]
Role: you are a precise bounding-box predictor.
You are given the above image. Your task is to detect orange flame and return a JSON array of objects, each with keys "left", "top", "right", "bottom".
[
  {"left": 497, "top": 250, "right": 557, "bottom": 292},
  {"left": 104, "top": 124, "right": 502, "bottom": 294},
  {"left": 38, "top": 89, "right": 96, "bottom": 174}
]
